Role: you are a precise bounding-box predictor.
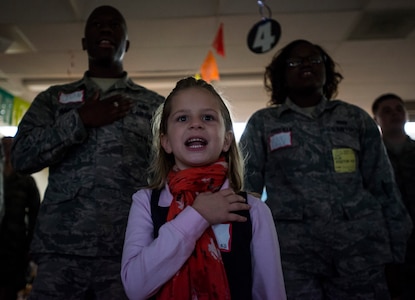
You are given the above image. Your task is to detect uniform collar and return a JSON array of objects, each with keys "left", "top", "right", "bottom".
[
  {"left": 82, "top": 71, "right": 146, "bottom": 92},
  {"left": 277, "top": 96, "right": 331, "bottom": 118}
]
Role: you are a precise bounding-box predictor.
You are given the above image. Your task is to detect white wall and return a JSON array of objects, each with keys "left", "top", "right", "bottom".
[{"left": 32, "top": 168, "right": 48, "bottom": 201}]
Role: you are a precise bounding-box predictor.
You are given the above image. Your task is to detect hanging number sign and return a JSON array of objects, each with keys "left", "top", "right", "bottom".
[
  {"left": 247, "top": 18, "right": 280, "bottom": 54},
  {"left": 247, "top": 0, "right": 280, "bottom": 54}
]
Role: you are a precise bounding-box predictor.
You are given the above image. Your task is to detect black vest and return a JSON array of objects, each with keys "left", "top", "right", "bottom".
[{"left": 151, "top": 189, "right": 253, "bottom": 300}]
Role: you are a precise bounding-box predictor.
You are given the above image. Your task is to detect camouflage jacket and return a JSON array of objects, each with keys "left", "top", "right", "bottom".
[
  {"left": 11, "top": 73, "right": 165, "bottom": 257},
  {"left": 0, "top": 172, "right": 40, "bottom": 256},
  {"left": 239, "top": 98, "right": 412, "bottom": 276},
  {"left": 386, "top": 136, "right": 415, "bottom": 228},
  {"left": 0, "top": 145, "right": 3, "bottom": 225}
]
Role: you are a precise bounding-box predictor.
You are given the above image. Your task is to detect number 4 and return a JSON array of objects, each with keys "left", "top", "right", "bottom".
[{"left": 253, "top": 21, "right": 276, "bottom": 52}]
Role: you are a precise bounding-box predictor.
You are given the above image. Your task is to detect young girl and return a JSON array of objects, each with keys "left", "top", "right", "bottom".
[{"left": 121, "top": 77, "right": 286, "bottom": 300}]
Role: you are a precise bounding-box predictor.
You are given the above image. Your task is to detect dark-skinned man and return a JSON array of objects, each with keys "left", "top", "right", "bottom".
[{"left": 11, "top": 6, "right": 164, "bottom": 299}]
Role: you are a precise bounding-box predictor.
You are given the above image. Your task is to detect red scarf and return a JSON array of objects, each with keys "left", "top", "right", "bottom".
[{"left": 157, "top": 158, "right": 231, "bottom": 300}]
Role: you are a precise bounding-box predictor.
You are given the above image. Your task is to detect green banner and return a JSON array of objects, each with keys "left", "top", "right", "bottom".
[
  {"left": 12, "top": 96, "right": 30, "bottom": 126},
  {"left": 0, "top": 88, "right": 14, "bottom": 125},
  {"left": 0, "top": 88, "right": 30, "bottom": 126}
]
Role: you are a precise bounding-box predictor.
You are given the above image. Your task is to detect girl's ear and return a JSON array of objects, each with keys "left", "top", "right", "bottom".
[
  {"left": 222, "top": 131, "right": 233, "bottom": 153},
  {"left": 160, "top": 134, "right": 173, "bottom": 154}
]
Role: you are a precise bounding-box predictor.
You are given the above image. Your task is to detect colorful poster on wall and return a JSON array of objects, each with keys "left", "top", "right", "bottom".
[
  {"left": 0, "top": 88, "right": 14, "bottom": 125},
  {"left": 0, "top": 87, "right": 30, "bottom": 128},
  {"left": 12, "top": 96, "right": 30, "bottom": 126}
]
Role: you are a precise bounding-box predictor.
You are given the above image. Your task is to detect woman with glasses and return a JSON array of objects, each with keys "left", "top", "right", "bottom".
[{"left": 239, "top": 39, "right": 412, "bottom": 299}]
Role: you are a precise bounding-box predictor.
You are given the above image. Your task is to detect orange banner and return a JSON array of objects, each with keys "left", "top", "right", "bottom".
[{"left": 200, "top": 50, "right": 219, "bottom": 82}]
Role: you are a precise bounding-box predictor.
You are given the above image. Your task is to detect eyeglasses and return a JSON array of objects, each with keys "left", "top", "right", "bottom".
[{"left": 286, "top": 56, "right": 324, "bottom": 68}]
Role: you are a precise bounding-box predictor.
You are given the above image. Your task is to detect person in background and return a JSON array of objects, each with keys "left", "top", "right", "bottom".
[
  {"left": 0, "top": 137, "right": 40, "bottom": 300},
  {"left": 239, "top": 39, "right": 412, "bottom": 299},
  {"left": 0, "top": 137, "right": 4, "bottom": 228},
  {"left": 372, "top": 93, "right": 415, "bottom": 300},
  {"left": 11, "top": 5, "right": 164, "bottom": 300},
  {"left": 121, "top": 77, "right": 286, "bottom": 300}
]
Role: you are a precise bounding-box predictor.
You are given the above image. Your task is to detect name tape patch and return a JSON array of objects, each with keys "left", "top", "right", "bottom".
[
  {"left": 59, "top": 90, "right": 85, "bottom": 104},
  {"left": 269, "top": 131, "right": 292, "bottom": 151}
]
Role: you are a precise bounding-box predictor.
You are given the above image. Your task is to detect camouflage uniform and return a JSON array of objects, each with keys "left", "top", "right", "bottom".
[
  {"left": 384, "top": 136, "right": 415, "bottom": 300},
  {"left": 0, "top": 172, "right": 40, "bottom": 297},
  {"left": 11, "top": 72, "right": 164, "bottom": 299},
  {"left": 0, "top": 143, "right": 4, "bottom": 224},
  {"left": 386, "top": 136, "right": 415, "bottom": 233},
  {"left": 240, "top": 98, "right": 412, "bottom": 299}
]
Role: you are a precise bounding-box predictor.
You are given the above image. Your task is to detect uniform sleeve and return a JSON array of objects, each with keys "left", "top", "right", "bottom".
[
  {"left": 11, "top": 89, "right": 87, "bottom": 174},
  {"left": 121, "top": 189, "right": 210, "bottom": 299},
  {"left": 248, "top": 194, "right": 286, "bottom": 300},
  {"left": 358, "top": 111, "right": 412, "bottom": 262},
  {"left": 239, "top": 112, "right": 266, "bottom": 195}
]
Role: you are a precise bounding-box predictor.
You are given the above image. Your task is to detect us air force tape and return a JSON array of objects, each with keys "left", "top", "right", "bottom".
[{"left": 247, "top": 18, "right": 281, "bottom": 54}]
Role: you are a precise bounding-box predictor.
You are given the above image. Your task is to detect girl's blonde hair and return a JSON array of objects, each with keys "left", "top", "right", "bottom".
[{"left": 148, "top": 77, "right": 244, "bottom": 191}]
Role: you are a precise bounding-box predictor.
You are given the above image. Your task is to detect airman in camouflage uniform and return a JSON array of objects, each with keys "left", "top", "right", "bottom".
[
  {"left": 11, "top": 5, "right": 164, "bottom": 300},
  {"left": 373, "top": 93, "right": 415, "bottom": 300},
  {"left": 0, "top": 142, "right": 3, "bottom": 225},
  {"left": 0, "top": 137, "right": 40, "bottom": 300},
  {"left": 240, "top": 39, "right": 412, "bottom": 299}
]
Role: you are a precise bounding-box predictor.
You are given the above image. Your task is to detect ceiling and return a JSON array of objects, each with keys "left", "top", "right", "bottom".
[{"left": 1, "top": 0, "right": 415, "bottom": 123}]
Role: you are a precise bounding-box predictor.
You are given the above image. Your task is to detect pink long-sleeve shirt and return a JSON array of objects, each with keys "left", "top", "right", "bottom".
[{"left": 121, "top": 180, "right": 286, "bottom": 300}]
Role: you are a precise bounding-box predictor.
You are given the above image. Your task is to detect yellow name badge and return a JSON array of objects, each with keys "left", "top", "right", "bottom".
[{"left": 332, "top": 148, "right": 356, "bottom": 173}]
